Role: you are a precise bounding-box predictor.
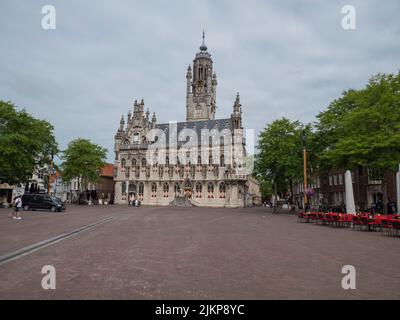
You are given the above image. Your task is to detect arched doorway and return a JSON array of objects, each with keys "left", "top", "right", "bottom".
[{"left": 128, "top": 182, "right": 137, "bottom": 204}]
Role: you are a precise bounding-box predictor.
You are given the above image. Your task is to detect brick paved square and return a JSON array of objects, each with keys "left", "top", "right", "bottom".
[{"left": 0, "top": 205, "right": 399, "bottom": 299}]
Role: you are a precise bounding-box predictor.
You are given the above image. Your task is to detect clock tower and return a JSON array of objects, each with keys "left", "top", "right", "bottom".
[{"left": 186, "top": 32, "right": 217, "bottom": 121}]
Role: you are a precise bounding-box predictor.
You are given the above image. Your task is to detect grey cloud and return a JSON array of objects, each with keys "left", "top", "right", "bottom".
[{"left": 0, "top": 0, "right": 399, "bottom": 161}]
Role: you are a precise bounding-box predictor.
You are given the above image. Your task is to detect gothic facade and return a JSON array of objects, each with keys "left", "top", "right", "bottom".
[{"left": 113, "top": 35, "right": 260, "bottom": 207}]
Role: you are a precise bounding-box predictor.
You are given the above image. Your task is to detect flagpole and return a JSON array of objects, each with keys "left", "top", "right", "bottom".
[{"left": 303, "top": 147, "right": 308, "bottom": 208}]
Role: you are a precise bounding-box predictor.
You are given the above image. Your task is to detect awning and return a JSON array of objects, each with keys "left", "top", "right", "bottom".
[{"left": 0, "top": 183, "right": 14, "bottom": 189}]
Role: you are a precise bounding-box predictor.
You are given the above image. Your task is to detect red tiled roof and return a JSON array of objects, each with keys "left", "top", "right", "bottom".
[
  {"left": 50, "top": 171, "right": 62, "bottom": 183},
  {"left": 101, "top": 163, "right": 114, "bottom": 177}
]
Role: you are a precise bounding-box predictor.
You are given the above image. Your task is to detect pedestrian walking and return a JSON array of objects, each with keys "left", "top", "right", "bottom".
[{"left": 11, "top": 196, "right": 22, "bottom": 220}]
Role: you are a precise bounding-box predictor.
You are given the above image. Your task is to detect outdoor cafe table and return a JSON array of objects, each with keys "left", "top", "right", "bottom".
[{"left": 361, "top": 215, "right": 399, "bottom": 231}]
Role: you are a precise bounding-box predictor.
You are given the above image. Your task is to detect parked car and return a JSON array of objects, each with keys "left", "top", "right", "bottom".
[{"left": 21, "top": 194, "right": 65, "bottom": 212}]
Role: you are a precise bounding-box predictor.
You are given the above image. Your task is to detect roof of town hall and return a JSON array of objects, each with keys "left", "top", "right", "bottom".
[
  {"left": 155, "top": 118, "right": 233, "bottom": 146},
  {"left": 156, "top": 118, "right": 232, "bottom": 131}
]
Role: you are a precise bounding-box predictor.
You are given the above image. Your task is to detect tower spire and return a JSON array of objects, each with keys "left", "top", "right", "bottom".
[{"left": 200, "top": 30, "right": 207, "bottom": 51}]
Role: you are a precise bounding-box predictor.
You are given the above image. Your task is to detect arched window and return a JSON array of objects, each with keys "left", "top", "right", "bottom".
[
  {"left": 166, "top": 155, "right": 169, "bottom": 166},
  {"left": 209, "top": 155, "right": 213, "bottom": 165},
  {"left": 132, "top": 158, "right": 137, "bottom": 167},
  {"left": 219, "top": 183, "right": 226, "bottom": 198},
  {"left": 151, "top": 183, "right": 157, "bottom": 197},
  {"left": 121, "top": 158, "right": 126, "bottom": 168},
  {"left": 153, "top": 151, "right": 158, "bottom": 165},
  {"left": 163, "top": 183, "right": 169, "bottom": 198},
  {"left": 121, "top": 181, "right": 126, "bottom": 195},
  {"left": 174, "top": 183, "right": 181, "bottom": 196},
  {"left": 207, "top": 182, "right": 214, "bottom": 198},
  {"left": 195, "top": 183, "right": 202, "bottom": 198},
  {"left": 128, "top": 183, "right": 136, "bottom": 194},
  {"left": 141, "top": 158, "right": 146, "bottom": 166},
  {"left": 185, "top": 180, "right": 192, "bottom": 189},
  {"left": 197, "top": 155, "right": 202, "bottom": 165},
  {"left": 138, "top": 183, "right": 144, "bottom": 201},
  {"left": 220, "top": 155, "right": 225, "bottom": 167}
]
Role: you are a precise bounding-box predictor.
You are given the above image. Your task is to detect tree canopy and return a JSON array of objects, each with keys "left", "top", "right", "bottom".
[
  {"left": 61, "top": 138, "right": 108, "bottom": 191},
  {"left": 255, "top": 118, "right": 312, "bottom": 200},
  {"left": 316, "top": 72, "right": 400, "bottom": 170},
  {"left": 255, "top": 71, "right": 400, "bottom": 201},
  {"left": 0, "top": 100, "right": 58, "bottom": 185}
]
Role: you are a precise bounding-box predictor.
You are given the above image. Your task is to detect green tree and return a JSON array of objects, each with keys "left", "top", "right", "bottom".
[
  {"left": 61, "top": 138, "right": 108, "bottom": 193},
  {"left": 0, "top": 100, "right": 58, "bottom": 185},
  {"left": 255, "top": 118, "right": 313, "bottom": 209},
  {"left": 316, "top": 72, "right": 400, "bottom": 170}
]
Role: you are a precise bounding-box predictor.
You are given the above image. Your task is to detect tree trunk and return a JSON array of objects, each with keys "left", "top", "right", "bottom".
[
  {"left": 77, "top": 176, "right": 81, "bottom": 205},
  {"left": 289, "top": 178, "right": 294, "bottom": 209},
  {"left": 273, "top": 180, "right": 278, "bottom": 214}
]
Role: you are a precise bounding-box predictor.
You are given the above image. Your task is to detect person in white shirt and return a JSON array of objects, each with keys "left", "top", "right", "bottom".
[{"left": 12, "top": 196, "right": 22, "bottom": 220}]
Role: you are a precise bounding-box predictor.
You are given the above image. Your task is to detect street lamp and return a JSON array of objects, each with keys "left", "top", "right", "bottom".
[{"left": 47, "top": 150, "right": 54, "bottom": 195}]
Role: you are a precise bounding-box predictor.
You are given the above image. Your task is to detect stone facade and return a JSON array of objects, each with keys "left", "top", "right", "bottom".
[{"left": 113, "top": 35, "right": 260, "bottom": 207}]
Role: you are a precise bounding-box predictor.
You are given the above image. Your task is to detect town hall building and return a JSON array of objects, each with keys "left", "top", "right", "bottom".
[{"left": 113, "top": 34, "right": 260, "bottom": 207}]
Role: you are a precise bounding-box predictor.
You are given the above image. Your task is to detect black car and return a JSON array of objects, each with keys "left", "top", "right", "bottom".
[{"left": 21, "top": 194, "right": 65, "bottom": 212}]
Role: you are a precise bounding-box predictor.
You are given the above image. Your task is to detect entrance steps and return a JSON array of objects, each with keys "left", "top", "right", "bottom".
[{"left": 169, "top": 196, "right": 192, "bottom": 207}]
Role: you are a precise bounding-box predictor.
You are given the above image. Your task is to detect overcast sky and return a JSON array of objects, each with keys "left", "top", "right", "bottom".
[{"left": 1, "top": 0, "right": 399, "bottom": 162}]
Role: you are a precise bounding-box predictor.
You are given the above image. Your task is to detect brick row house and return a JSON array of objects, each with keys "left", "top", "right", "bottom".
[{"left": 293, "top": 167, "right": 398, "bottom": 213}]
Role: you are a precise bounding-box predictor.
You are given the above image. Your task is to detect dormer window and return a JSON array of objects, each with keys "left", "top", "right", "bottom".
[{"left": 133, "top": 133, "right": 139, "bottom": 143}]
